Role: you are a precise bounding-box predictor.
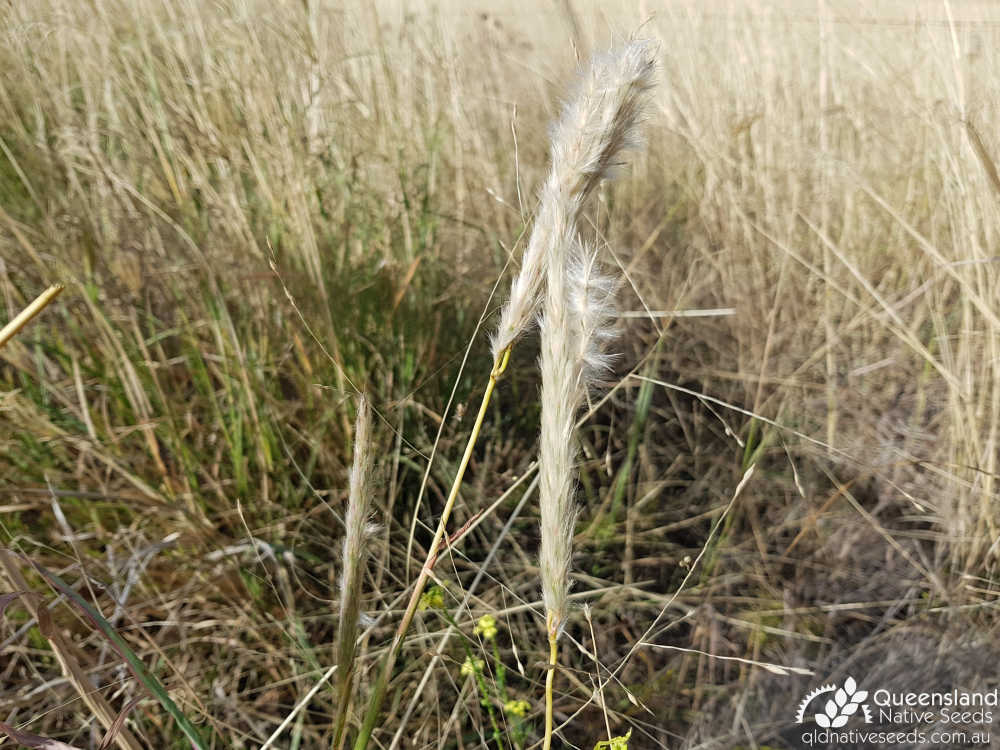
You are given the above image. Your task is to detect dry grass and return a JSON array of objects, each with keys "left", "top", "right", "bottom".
[{"left": 2, "top": 0, "right": 1000, "bottom": 747}]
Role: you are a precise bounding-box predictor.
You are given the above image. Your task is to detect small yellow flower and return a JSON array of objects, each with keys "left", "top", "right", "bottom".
[
  {"left": 460, "top": 657, "right": 484, "bottom": 677},
  {"left": 473, "top": 614, "right": 498, "bottom": 640},
  {"left": 418, "top": 586, "right": 445, "bottom": 611},
  {"left": 503, "top": 699, "right": 530, "bottom": 717},
  {"left": 593, "top": 729, "right": 631, "bottom": 750}
]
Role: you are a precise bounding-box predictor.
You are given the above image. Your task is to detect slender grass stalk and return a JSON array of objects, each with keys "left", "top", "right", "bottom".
[
  {"left": 543, "top": 635, "right": 559, "bottom": 749},
  {"left": 352, "top": 347, "right": 509, "bottom": 750},
  {"left": 0, "top": 283, "right": 63, "bottom": 350},
  {"left": 353, "top": 40, "right": 653, "bottom": 750},
  {"left": 332, "top": 395, "right": 376, "bottom": 750}
]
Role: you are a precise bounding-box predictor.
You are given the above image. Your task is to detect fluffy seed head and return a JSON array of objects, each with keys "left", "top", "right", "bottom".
[
  {"left": 538, "top": 236, "right": 621, "bottom": 640},
  {"left": 567, "top": 241, "right": 619, "bottom": 390},
  {"left": 491, "top": 40, "right": 655, "bottom": 363},
  {"left": 535, "top": 41, "right": 654, "bottom": 641},
  {"left": 547, "top": 40, "right": 656, "bottom": 207},
  {"left": 333, "top": 393, "right": 377, "bottom": 747},
  {"left": 340, "top": 394, "right": 375, "bottom": 603}
]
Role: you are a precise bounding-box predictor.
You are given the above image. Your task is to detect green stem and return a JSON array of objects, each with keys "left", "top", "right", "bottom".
[
  {"left": 352, "top": 348, "right": 510, "bottom": 750},
  {"left": 543, "top": 636, "right": 558, "bottom": 750}
]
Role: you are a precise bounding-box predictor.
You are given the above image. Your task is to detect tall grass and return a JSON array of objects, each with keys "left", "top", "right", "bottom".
[
  {"left": 2, "top": 0, "right": 1000, "bottom": 746},
  {"left": 528, "top": 41, "right": 655, "bottom": 748}
]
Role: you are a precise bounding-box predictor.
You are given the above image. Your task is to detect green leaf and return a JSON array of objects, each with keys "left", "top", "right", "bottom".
[{"left": 27, "top": 558, "right": 211, "bottom": 748}]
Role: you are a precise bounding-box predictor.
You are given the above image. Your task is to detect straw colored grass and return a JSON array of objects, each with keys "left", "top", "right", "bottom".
[{"left": 3, "top": 1, "right": 1000, "bottom": 747}]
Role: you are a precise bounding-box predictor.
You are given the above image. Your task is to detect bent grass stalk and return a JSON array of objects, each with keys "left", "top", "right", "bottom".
[{"left": 352, "top": 347, "right": 510, "bottom": 750}]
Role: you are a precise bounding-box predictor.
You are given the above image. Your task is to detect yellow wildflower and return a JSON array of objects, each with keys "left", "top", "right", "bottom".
[
  {"left": 460, "top": 657, "right": 484, "bottom": 677},
  {"left": 503, "top": 699, "right": 530, "bottom": 717},
  {"left": 418, "top": 586, "right": 445, "bottom": 611},
  {"left": 473, "top": 614, "right": 498, "bottom": 640},
  {"left": 594, "top": 730, "right": 631, "bottom": 750}
]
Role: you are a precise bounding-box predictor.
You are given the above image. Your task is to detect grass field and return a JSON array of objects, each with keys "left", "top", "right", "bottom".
[{"left": 2, "top": 1, "right": 1000, "bottom": 748}]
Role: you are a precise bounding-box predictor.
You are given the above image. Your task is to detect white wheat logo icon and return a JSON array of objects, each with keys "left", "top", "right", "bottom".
[{"left": 815, "top": 676, "right": 869, "bottom": 728}]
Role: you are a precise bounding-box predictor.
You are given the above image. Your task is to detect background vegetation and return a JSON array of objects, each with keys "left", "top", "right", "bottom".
[{"left": 2, "top": 1, "right": 999, "bottom": 747}]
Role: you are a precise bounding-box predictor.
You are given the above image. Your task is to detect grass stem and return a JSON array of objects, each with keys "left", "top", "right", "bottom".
[
  {"left": 0, "top": 283, "right": 63, "bottom": 350},
  {"left": 543, "top": 635, "right": 558, "bottom": 750},
  {"left": 352, "top": 346, "right": 510, "bottom": 750}
]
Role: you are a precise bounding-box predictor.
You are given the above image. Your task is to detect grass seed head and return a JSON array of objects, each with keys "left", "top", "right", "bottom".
[
  {"left": 537, "top": 41, "right": 656, "bottom": 640},
  {"left": 491, "top": 40, "right": 655, "bottom": 363}
]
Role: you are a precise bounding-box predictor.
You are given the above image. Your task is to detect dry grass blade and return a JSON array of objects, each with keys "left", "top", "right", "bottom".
[
  {"left": 0, "top": 720, "right": 84, "bottom": 750},
  {"left": 97, "top": 698, "right": 144, "bottom": 750},
  {"left": 1, "top": 697, "right": 146, "bottom": 750}
]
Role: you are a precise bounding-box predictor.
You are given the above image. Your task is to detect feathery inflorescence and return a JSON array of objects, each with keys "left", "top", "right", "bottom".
[
  {"left": 538, "top": 233, "right": 585, "bottom": 641},
  {"left": 333, "top": 394, "right": 376, "bottom": 750},
  {"left": 537, "top": 41, "right": 656, "bottom": 641},
  {"left": 339, "top": 394, "right": 376, "bottom": 643},
  {"left": 539, "top": 237, "right": 622, "bottom": 641},
  {"left": 491, "top": 40, "right": 655, "bottom": 364},
  {"left": 567, "top": 240, "right": 619, "bottom": 391}
]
